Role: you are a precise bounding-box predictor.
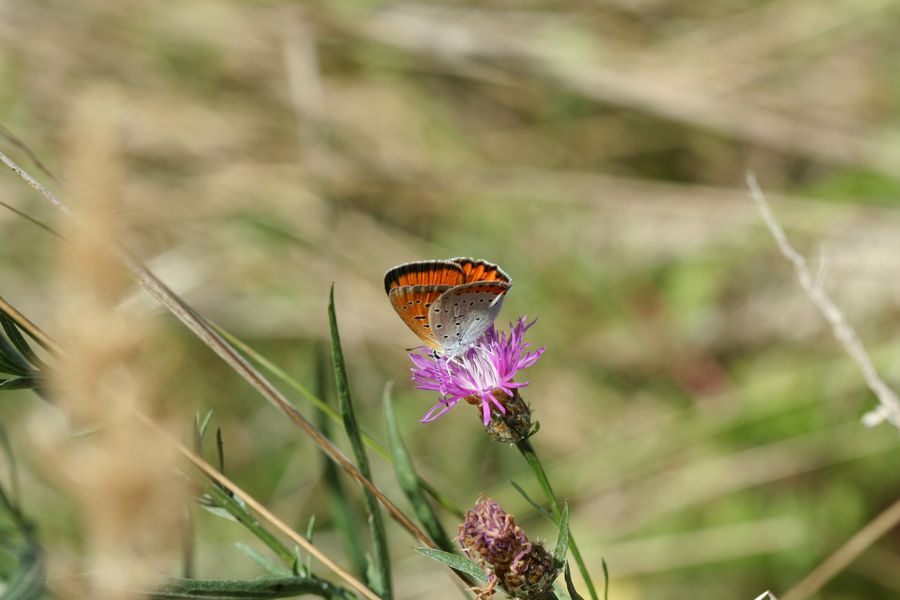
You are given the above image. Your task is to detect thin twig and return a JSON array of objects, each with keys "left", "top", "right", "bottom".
[
  {"left": 781, "top": 496, "right": 900, "bottom": 600},
  {"left": 0, "top": 151, "right": 70, "bottom": 216},
  {"left": 0, "top": 150, "right": 440, "bottom": 552},
  {"left": 746, "top": 171, "right": 900, "bottom": 430}
]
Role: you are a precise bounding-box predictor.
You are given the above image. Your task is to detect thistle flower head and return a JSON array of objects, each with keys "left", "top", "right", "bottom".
[
  {"left": 458, "top": 496, "right": 528, "bottom": 570},
  {"left": 458, "top": 496, "right": 559, "bottom": 599},
  {"left": 410, "top": 317, "right": 544, "bottom": 426}
]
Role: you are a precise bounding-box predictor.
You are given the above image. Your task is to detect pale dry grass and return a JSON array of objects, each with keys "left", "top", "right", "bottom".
[{"left": 27, "top": 87, "right": 186, "bottom": 599}]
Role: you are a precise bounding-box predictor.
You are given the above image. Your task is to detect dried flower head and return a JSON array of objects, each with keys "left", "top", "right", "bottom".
[
  {"left": 410, "top": 318, "right": 544, "bottom": 426},
  {"left": 458, "top": 496, "right": 559, "bottom": 599}
]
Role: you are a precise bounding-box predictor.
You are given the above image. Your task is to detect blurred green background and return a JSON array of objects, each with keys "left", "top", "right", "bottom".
[{"left": 3, "top": 1, "right": 900, "bottom": 598}]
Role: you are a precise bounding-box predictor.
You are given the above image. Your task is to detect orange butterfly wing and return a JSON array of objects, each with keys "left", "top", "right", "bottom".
[
  {"left": 387, "top": 285, "right": 448, "bottom": 350},
  {"left": 384, "top": 261, "right": 465, "bottom": 294},
  {"left": 450, "top": 257, "right": 511, "bottom": 284}
]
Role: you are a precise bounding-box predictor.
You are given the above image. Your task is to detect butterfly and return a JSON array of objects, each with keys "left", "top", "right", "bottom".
[{"left": 384, "top": 257, "right": 512, "bottom": 357}]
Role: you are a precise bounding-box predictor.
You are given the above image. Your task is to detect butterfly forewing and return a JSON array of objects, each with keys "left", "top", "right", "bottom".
[
  {"left": 450, "top": 257, "right": 511, "bottom": 285},
  {"left": 384, "top": 260, "right": 465, "bottom": 294},
  {"left": 387, "top": 285, "right": 448, "bottom": 351},
  {"left": 429, "top": 281, "right": 511, "bottom": 356}
]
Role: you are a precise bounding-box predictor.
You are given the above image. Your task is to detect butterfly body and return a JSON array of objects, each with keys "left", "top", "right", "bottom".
[{"left": 384, "top": 258, "right": 511, "bottom": 356}]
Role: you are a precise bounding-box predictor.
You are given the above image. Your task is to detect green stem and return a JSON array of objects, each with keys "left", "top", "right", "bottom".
[
  {"left": 517, "top": 439, "right": 598, "bottom": 600},
  {"left": 150, "top": 576, "right": 354, "bottom": 599}
]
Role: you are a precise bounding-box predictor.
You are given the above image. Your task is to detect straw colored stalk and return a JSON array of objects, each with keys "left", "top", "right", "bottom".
[{"left": 29, "top": 87, "right": 185, "bottom": 599}]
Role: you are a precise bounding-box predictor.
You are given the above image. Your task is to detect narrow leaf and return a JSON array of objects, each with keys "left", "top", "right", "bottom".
[
  {"left": 314, "top": 344, "right": 367, "bottom": 578},
  {"left": 195, "top": 410, "right": 214, "bottom": 444},
  {"left": 215, "top": 428, "right": 225, "bottom": 474},
  {"left": 0, "top": 314, "right": 45, "bottom": 371},
  {"left": 601, "top": 558, "right": 609, "bottom": 600},
  {"left": 303, "top": 515, "right": 316, "bottom": 575},
  {"left": 234, "top": 543, "right": 291, "bottom": 576},
  {"left": 554, "top": 502, "right": 570, "bottom": 566},
  {"left": 0, "top": 422, "right": 20, "bottom": 505},
  {"left": 1, "top": 546, "right": 44, "bottom": 600},
  {"left": 414, "top": 548, "right": 487, "bottom": 585},
  {"left": 150, "top": 576, "right": 354, "bottom": 599},
  {"left": 510, "top": 480, "right": 554, "bottom": 523},
  {"left": 564, "top": 563, "right": 586, "bottom": 600},
  {"left": 383, "top": 385, "right": 455, "bottom": 552},
  {"left": 203, "top": 480, "right": 295, "bottom": 569},
  {"left": 0, "top": 377, "right": 40, "bottom": 391},
  {"left": 328, "top": 285, "right": 392, "bottom": 599},
  {"left": 0, "top": 351, "right": 28, "bottom": 378}
]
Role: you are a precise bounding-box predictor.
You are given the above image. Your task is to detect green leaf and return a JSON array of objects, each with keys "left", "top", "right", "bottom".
[
  {"left": 302, "top": 514, "right": 316, "bottom": 576},
  {"left": 202, "top": 480, "right": 295, "bottom": 569},
  {"left": 564, "top": 563, "right": 586, "bottom": 600},
  {"left": 314, "top": 344, "right": 367, "bottom": 579},
  {"left": 328, "top": 285, "right": 392, "bottom": 599},
  {"left": 383, "top": 385, "right": 456, "bottom": 553},
  {"left": 194, "top": 409, "right": 214, "bottom": 450},
  {"left": 0, "top": 422, "right": 19, "bottom": 505},
  {"left": 0, "top": 351, "right": 28, "bottom": 378},
  {"left": 215, "top": 427, "right": 225, "bottom": 473},
  {"left": 364, "top": 554, "right": 383, "bottom": 597},
  {"left": 0, "top": 377, "right": 40, "bottom": 391},
  {"left": 601, "top": 558, "right": 609, "bottom": 600},
  {"left": 0, "top": 314, "right": 45, "bottom": 372},
  {"left": 413, "top": 548, "right": 488, "bottom": 585},
  {"left": 510, "top": 480, "right": 554, "bottom": 523},
  {"left": 0, "top": 546, "right": 44, "bottom": 600},
  {"left": 234, "top": 543, "right": 291, "bottom": 577},
  {"left": 150, "top": 576, "right": 354, "bottom": 599},
  {"left": 554, "top": 502, "right": 570, "bottom": 567}
]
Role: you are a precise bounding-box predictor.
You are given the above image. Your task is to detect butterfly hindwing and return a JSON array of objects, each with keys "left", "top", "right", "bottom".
[{"left": 428, "top": 281, "right": 511, "bottom": 356}]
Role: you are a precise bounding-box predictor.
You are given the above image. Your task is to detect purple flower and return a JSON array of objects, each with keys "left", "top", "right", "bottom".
[{"left": 409, "top": 317, "right": 544, "bottom": 426}]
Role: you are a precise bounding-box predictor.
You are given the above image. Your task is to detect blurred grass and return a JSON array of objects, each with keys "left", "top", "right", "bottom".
[{"left": 3, "top": 1, "right": 900, "bottom": 598}]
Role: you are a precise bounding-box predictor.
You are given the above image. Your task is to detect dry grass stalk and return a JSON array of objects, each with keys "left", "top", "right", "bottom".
[
  {"left": 29, "top": 86, "right": 185, "bottom": 599},
  {"left": 746, "top": 172, "right": 900, "bottom": 431}
]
